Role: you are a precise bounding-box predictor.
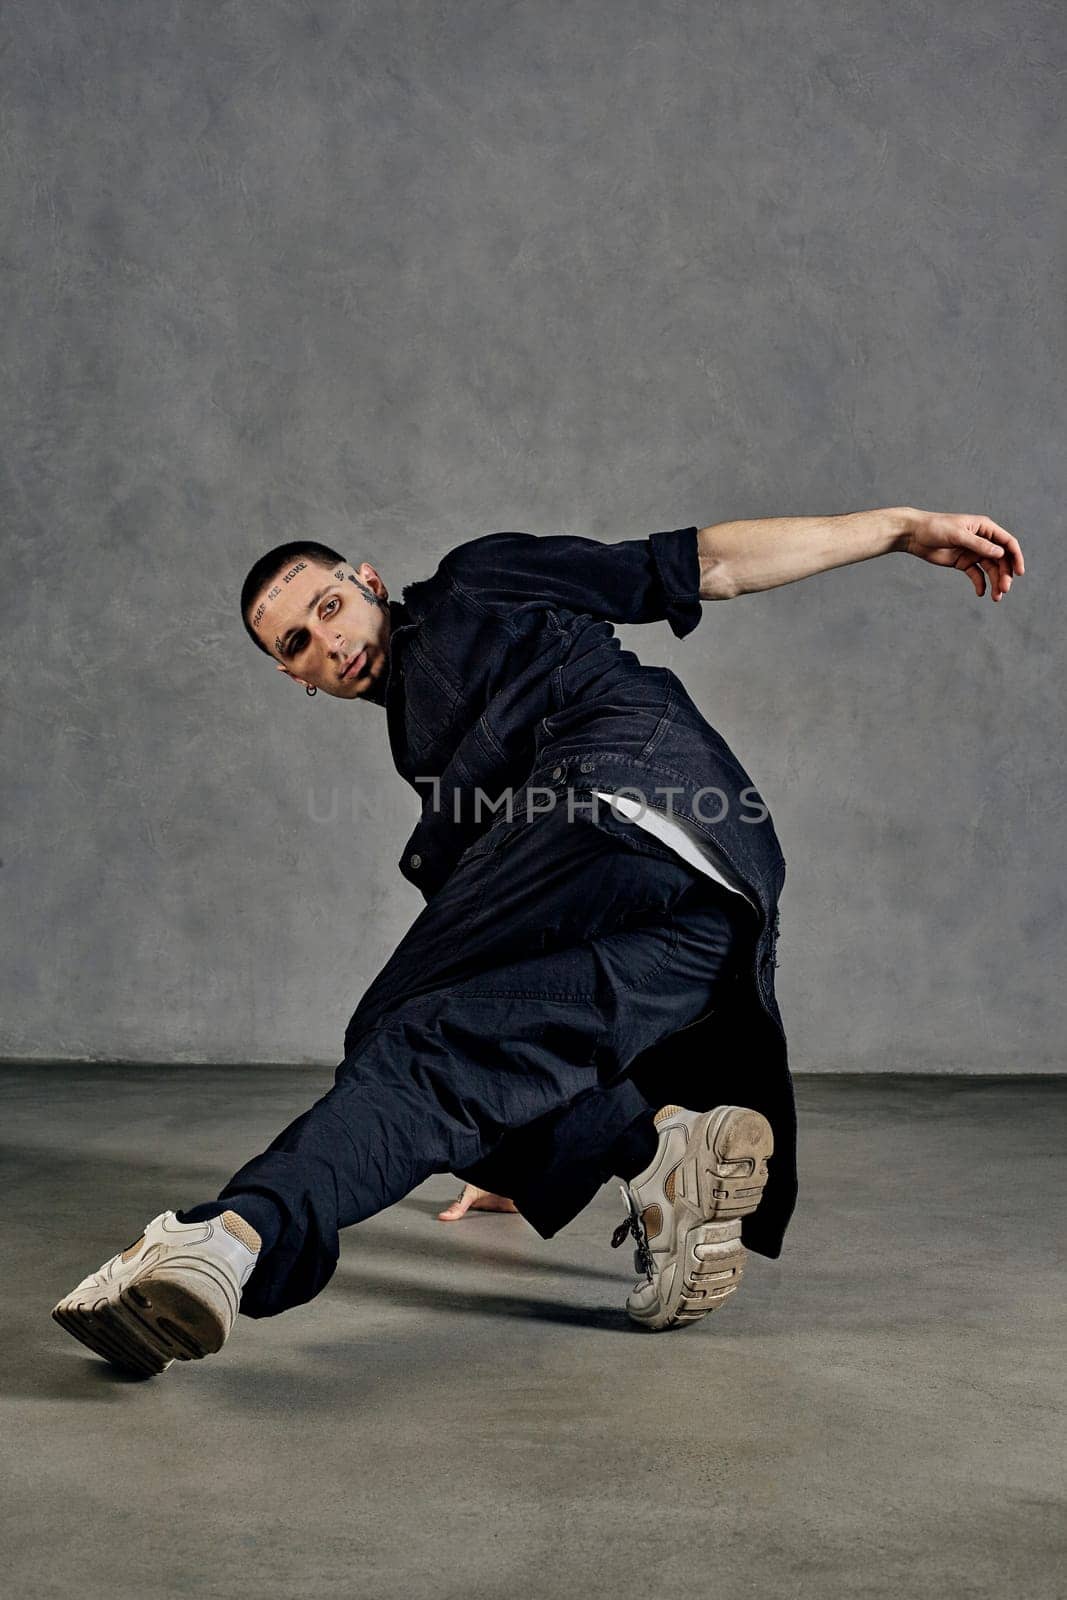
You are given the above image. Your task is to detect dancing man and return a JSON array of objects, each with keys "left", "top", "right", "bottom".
[{"left": 53, "top": 506, "right": 1022, "bottom": 1373}]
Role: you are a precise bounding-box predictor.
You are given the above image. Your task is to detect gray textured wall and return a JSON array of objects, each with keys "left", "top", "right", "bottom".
[{"left": 3, "top": 1, "right": 1063, "bottom": 1071}]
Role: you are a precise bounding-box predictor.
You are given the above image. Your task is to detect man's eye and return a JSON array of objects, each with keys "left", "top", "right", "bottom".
[
  {"left": 323, "top": 598, "right": 339, "bottom": 616},
  {"left": 289, "top": 632, "right": 309, "bottom": 656}
]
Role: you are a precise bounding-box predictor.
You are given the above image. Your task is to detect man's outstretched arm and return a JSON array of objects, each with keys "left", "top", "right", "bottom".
[{"left": 697, "top": 506, "right": 1025, "bottom": 602}]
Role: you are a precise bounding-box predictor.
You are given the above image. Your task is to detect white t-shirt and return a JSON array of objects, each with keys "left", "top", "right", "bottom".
[{"left": 593, "top": 791, "right": 754, "bottom": 908}]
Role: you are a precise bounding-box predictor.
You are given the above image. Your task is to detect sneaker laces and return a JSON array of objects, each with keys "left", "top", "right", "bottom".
[{"left": 610, "top": 1183, "right": 656, "bottom": 1283}]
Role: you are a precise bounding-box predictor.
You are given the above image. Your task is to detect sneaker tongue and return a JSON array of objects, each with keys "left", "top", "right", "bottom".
[
  {"left": 653, "top": 1103, "right": 686, "bottom": 1127},
  {"left": 220, "top": 1210, "right": 262, "bottom": 1253}
]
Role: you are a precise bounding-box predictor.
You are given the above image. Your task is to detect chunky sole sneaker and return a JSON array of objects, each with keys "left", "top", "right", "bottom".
[
  {"left": 52, "top": 1210, "right": 262, "bottom": 1376},
  {"left": 612, "top": 1104, "right": 773, "bottom": 1331}
]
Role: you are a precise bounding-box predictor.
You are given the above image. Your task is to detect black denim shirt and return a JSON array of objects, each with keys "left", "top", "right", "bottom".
[{"left": 365, "top": 525, "right": 796, "bottom": 1254}]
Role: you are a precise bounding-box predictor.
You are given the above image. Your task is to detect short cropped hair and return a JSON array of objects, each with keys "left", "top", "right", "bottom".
[{"left": 239, "top": 541, "right": 349, "bottom": 657}]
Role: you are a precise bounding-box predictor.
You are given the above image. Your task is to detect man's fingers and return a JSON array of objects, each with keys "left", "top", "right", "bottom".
[
  {"left": 981, "top": 557, "right": 1004, "bottom": 598},
  {"left": 436, "top": 1184, "right": 519, "bottom": 1221},
  {"left": 960, "top": 553, "right": 1019, "bottom": 600},
  {"left": 979, "top": 518, "right": 1025, "bottom": 576},
  {"left": 957, "top": 555, "right": 985, "bottom": 597},
  {"left": 437, "top": 1186, "right": 475, "bottom": 1221},
  {"left": 962, "top": 530, "right": 1006, "bottom": 559}
]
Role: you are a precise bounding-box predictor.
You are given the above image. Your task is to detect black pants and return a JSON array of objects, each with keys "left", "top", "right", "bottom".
[{"left": 212, "top": 799, "right": 755, "bottom": 1318}]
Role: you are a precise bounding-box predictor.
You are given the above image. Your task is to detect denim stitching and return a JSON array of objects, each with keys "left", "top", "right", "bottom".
[{"left": 638, "top": 675, "right": 675, "bottom": 761}]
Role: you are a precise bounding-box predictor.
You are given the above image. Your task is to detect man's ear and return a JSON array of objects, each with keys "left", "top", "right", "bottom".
[
  {"left": 275, "top": 662, "right": 310, "bottom": 690},
  {"left": 356, "top": 562, "right": 388, "bottom": 602}
]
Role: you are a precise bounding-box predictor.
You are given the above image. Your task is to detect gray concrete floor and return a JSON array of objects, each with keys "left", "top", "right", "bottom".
[{"left": 1, "top": 1064, "right": 1063, "bottom": 1600}]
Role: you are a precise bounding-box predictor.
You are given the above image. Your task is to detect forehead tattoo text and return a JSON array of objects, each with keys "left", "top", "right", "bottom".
[
  {"left": 252, "top": 580, "right": 283, "bottom": 632},
  {"left": 261, "top": 563, "right": 320, "bottom": 653}
]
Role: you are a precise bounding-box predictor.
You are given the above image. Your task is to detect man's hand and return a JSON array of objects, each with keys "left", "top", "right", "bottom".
[
  {"left": 899, "top": 510, "right": 1025, "bottom": 601},
  {"left": 436, "top": 1184, "right": 519, "bottom": 1222}
]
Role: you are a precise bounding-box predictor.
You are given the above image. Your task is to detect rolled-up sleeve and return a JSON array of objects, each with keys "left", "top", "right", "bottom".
[{"left": 439, "top": 526, "right": 703, "bottom": 639}]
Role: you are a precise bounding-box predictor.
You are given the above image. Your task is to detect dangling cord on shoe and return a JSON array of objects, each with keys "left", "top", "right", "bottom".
[{"left": 610, "top": 1184, "right": 656, "bottom": 1283}]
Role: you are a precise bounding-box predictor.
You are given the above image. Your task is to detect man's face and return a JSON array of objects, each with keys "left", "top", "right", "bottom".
[{"left": 249, "top": 557, "right": 392, "bottom": 700}]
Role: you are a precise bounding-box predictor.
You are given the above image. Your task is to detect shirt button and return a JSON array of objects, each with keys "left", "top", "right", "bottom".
[
  {"left": 409, "top": 853, "right": 422, "bottom": 869},
  {"left": 551, "top": 765, "right": 563, "bottom": 780},
  {"left": 579, "top": 760, "right": 593, "bottom": 773}
]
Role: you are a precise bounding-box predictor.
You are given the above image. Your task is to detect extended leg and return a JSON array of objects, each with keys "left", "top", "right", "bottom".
[{"left": 53, "top": 801, "right": 749, "bottom": 1368}]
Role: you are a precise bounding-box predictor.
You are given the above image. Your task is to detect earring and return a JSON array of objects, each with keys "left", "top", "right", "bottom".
[{"left": 305, "top": 685, "right": 317, "bottom": 697}]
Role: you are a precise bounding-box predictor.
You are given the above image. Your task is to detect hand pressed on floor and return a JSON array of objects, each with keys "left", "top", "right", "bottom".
[{"left": 436, "top": 1183, "right": 519, "bottom": 1221}]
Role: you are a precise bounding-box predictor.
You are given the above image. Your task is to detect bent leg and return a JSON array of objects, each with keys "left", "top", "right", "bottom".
[{"left": 455, "top": 874, "right": 754, "bottom": 1238}]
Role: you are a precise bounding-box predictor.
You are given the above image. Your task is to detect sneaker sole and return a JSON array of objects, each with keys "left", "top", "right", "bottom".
[
  {"left": 52, "top": 1257, "right": 238, "bottom": 1377},
  {"left": 628, "top": 1104, "right": 773, "bottom": 1331}
]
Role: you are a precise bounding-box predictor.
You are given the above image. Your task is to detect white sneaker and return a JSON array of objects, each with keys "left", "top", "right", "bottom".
[
  {"left": 612, "top": 1104, "right": 773, "bottom": 1331},
  {"left": 52, "top": 1210, "right": 262, "bottom": 1376}
]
